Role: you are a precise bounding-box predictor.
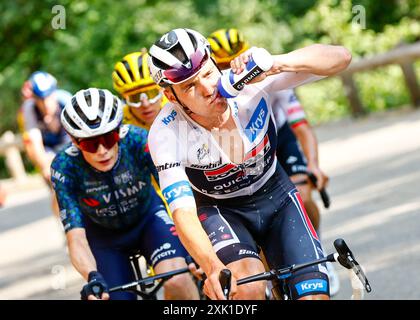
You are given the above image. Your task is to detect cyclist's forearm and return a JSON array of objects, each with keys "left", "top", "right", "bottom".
[
  {"left": 293, "top": 124, "right": 319, "bottom": 168},
  {"left": 25, "top": 138, "right": 50, "bottom": 171},
  {"left": 270, "top": 44, "right": 352, "bottom": 76},
  {"left": 172, "top": 207, "right": 223, "bottom": 275},
  {"left": 66, "top": 230, "right": 97, "bottom": 280}
]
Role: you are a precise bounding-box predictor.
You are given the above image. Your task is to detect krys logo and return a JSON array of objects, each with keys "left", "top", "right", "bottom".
[
  {"left": 163, "top": 181, "right": 193, "bottom": 204},
  {"left": 296, "top": 279, "right": 328, "bottom": 295},
  {"left": 162, "top": 110, "right": 177, "bottom": 125},
  {"left": 245, "top": 98, "right": 268, "bottom": 142}
]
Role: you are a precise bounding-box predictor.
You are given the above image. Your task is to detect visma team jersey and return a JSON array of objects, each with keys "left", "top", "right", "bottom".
[
  {"left": 148, "top": 72, "right": 323, "bottom": 212},
  {"left": 51, "top": 125, "right": 159, "bottom": 232},
  {"left": 271, "top": 89, "right": 307, "bottom": 129}
]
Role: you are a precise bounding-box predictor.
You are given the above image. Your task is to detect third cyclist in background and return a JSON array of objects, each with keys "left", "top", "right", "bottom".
[
  {"left": 112, "top": 50, "right": 169, "bottom": 211},
  {"left": 112, "top": 50, "right": 167, "bottom": 131}
]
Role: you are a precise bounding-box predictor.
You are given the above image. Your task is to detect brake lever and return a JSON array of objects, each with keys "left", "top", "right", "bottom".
[
  {"left": 334, "top": 238, "right": 372, "bottom": 293},
  {"left": 219, "top": 269, "right": 232, "bottom": 300}
]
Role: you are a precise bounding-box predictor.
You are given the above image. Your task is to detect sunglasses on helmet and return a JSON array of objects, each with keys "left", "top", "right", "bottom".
[
  {"left": 76, "top": 129, "right": 120, "bottom": 153},
  {"left": 126, "top": 88, "right": 163, "bottom": 108}
]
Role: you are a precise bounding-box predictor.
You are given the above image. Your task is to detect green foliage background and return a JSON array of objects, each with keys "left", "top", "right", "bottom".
[{"left": 1, "top": 0, "right": 420, "bottom": 134}]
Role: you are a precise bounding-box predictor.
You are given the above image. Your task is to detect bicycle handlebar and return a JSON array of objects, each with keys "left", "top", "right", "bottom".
[
  {"left": 219, "top": 238, "right": 371, "bottom": 299},
  {"left": 109, "top": 267, "right": 190, "bottom": 293}
]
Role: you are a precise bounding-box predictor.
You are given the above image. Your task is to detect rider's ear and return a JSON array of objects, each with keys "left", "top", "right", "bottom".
[{"left": 163, "top": 87, "right": 176, "bottom": 103}]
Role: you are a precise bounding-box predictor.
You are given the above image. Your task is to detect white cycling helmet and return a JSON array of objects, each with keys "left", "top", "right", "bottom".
[
  {"left": 61, "top": 88, "right": 123, "bottom": 138},
  {"left": 148, "top": 28, "right": 211, "bottom": 87}
]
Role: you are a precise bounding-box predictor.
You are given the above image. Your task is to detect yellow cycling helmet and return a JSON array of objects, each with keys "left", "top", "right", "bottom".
[
  {"left": 208, "top": 28, "right": 250, "bottom": 67},
  {"left": 112, "top": 51, "right": 159, "bottom": 95}
]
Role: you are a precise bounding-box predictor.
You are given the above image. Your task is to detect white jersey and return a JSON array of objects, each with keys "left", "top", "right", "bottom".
[
  {"left": 271, "top": 89, "right": 307, "bottom": 130},
  {"left": 149, "top": 72, "right": 323, "bottom": 212}
]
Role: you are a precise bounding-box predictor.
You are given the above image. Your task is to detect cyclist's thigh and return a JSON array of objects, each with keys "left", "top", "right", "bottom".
[
  {"left": 291, "top": 175, "right": 312, "bottom": 200},
  {"left": 262, "top": 190, "right": 329, "bottom": 299},
  {"left": 139, "top": 205, "right": 189, "bottom": 269},
  {"left": 90, "top": 245, "right": 137, "bottom": 300},
  {"left": 197, "top": 206, "right": 261, "bottom": 265},
  {"left": 276, "top": 124, "right": 307, "bottom": 177}
]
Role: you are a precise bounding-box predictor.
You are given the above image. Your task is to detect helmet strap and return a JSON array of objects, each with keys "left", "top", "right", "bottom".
[{"left": 170, "top": 86, "right": 193, "bottom": 115}]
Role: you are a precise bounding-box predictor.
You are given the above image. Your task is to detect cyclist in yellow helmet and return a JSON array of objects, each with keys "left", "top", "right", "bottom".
[
  {"left": 208, "top": 28, "right": 340, "bottom": 297},
  {"left": 113, "top": 51, "right": 166, "bottom": 131},
  {"left": 113, "top": 51, "right": 171, "bottom": 212},
  {"left": 207, "top": 28, "right": 250, "bottom": 70}
]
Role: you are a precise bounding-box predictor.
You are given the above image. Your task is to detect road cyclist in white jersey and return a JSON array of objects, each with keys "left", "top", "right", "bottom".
[
  {"left": 147, "top": 28, "right": 351, "bottom": 300},
  {"left": 207, "top": 28, "right": 340, "bottom": 296}
]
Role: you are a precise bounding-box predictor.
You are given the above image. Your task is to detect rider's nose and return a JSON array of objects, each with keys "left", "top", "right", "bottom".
[
  {"left": 140, "top": 95, "right": 150, "bottom": 107},
  {"left": 197, "top": 78, "right": 214, "bottom": 97}
]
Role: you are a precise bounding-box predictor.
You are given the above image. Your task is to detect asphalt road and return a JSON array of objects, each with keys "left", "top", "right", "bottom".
[{"left": 1, "top": 107, "right": 419, "bottom": 300}]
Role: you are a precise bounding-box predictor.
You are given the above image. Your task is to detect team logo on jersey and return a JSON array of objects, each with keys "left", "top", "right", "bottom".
[
  {"left": 102, "top": 181, "right": 146, "bottom": 203},
  {"left": 191, "top": 158, "right": 222, "bottom": 170},
  {"left": 161, "top": 110, "right": 177, "bottom": 125},
  {"left": 204, "top": 163, "right": 243, "bottom": 181},
  {"left": 51, "top": 169, "right": 66, "bottom": 184},
  {"left": 65, "top": 145, "right": 80, "bottom": 157},
  {"left": 196, "top": 143, "right": 209, "bottom": 162},
  {"left": 203, "top": 134, "right": 271, "bottom": 182},
  {"left": 295, "top": 279, "right": 328, "bottom": 295},
  {"left": 232, "top": 101, "right": 239, "bottom": 116},
  {"left": 113, "top": 171, "right": 133, "bottom": 184},
  {"left": 286, "top": 156, "right": 298, "bottom": 164},
  {"left": 119, "top": 125, "right": 130, "bottom": 138},
  {"left": 245, "top": 98, "right": 268, "bottom": 142},
  {"left": 59, "top": 209, "right": 67, "bottom": 221},
  {"left": 163, "top": 181, "right": 193, "bottom": 204},
  {"left": 156, "top": 162, "right": 181, "bottom": 172},
  {"left": 82, "top": 198, "right": 100, "bottom": 207}
]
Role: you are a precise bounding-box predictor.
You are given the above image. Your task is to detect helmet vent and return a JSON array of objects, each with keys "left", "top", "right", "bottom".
[
  {"left": 122, "top": 60, "right": 134, "bottom": 82},
  {"left": 63, "top": 110, "right": 80, "bottom": 130}
]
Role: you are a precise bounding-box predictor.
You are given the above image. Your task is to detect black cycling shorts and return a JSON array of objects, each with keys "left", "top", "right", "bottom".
[
  {"left": 276, "top": 123, "right": 308, "bottom": 176},
  {"left": 195, "top": 163, "right": 329, "bottom": 298}
]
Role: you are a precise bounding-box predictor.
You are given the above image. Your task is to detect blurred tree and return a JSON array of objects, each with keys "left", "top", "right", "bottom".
[{"left": 0, "top": 0, "right": 419, "bottom": 137}]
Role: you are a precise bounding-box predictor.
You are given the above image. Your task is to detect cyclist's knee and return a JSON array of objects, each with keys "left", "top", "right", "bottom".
[
  {"left": 227, "top": 257, "right": 266, "bottom": 300},
  {"left": 163, "top": 273, "right": 197, "bottom": 299},
  {"left": 299, "top": 294, "right": 329, "bottom": 300},
  {"left": 235, "top": 281, "right": 266, "bottom": 300}
]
